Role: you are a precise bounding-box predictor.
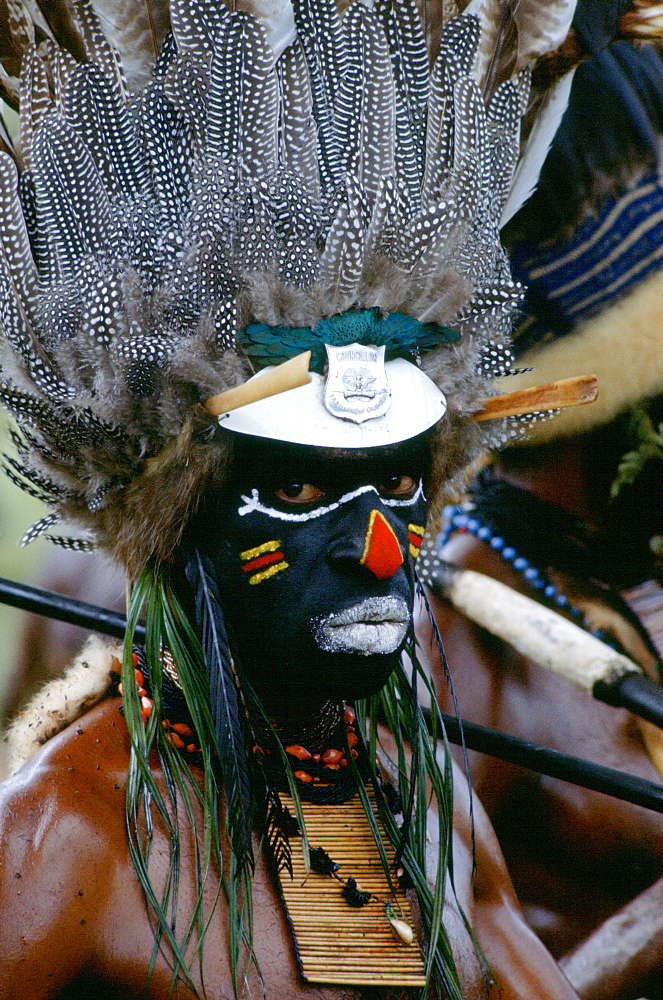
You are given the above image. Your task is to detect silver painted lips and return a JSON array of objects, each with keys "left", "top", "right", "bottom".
[{"left": 315, "top": 597, "right": 410, "bottom": 655}]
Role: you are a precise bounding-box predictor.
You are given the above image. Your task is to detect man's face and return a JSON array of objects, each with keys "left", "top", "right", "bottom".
[{"left": 190, "top": 434, "right": 429, "bottom": 709}]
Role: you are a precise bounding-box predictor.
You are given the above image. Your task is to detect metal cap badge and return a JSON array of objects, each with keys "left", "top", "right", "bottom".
[{"left": 324, "top": 344, "right": 391, "bottom": 423}]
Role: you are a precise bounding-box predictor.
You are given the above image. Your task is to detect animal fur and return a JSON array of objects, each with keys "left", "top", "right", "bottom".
[
  {"left": 501, "top": 267, "right": 663, "bottom": 444},
  {"left": 1, "top": 636, "right": 121, "bottom": 779}
]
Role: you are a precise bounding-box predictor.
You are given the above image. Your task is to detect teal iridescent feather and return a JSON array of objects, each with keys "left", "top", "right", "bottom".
[{"left": 240, "top": 307, "right": 460, "bottom": 372}]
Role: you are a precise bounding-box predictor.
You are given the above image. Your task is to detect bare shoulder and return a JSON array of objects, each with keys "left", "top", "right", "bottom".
[
  {"left": 1, "top": 694, "right": 131, "bottom": 805},
  {"left": 0, "top": 697, "right": 133, "bottom": 998}
]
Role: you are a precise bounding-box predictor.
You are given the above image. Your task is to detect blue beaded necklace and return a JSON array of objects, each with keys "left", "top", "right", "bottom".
[{"left": 438, "top": 503, "right": 619, "bottom": 649}]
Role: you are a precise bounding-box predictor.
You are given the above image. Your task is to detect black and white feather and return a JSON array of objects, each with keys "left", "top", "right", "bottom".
[{"left": 0, "top": 0, "right": 580, "bottom": 567}]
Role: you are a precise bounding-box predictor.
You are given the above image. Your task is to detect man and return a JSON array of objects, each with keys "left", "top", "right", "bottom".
[
  {"left": 0, "top": 0, "right": 588, "bottom": 997},
  {"left": 0, "top": 422, "right": 584, "bottom": 999},
  {"left": 425, "top": 41, "right": 663, "bottom": 1000}
]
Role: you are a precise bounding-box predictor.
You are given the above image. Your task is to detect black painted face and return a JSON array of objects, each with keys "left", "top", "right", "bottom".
[{"left": 190, "top": 434, "right": 429, "bottom": 710}]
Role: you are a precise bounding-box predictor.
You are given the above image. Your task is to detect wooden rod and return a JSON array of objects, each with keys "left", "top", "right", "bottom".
[
  {"left": 473, "top": 374, "right": 598, "bottom": 421},
  {"left": 204, "top": 351, "right": 312, "bottom": 416}
]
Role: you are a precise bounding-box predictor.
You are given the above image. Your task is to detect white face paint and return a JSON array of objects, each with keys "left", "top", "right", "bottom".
[
  {"left": 237, "top": 481, "right": 425, "bottom": 522},
  {"left": 314, "top": 597, "right": 410, "bottom": 655}
]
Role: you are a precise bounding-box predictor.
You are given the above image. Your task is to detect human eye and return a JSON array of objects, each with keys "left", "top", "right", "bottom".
[
  {"left": 274, "top": 482, "right": 326, "bottom": 504},
  {"left": 378, "top": 475, "right": 418, "bottom": 498}
]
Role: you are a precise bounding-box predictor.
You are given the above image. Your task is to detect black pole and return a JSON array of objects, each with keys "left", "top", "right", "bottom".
[
  {"left": 0, "top": 575, "right": 144, "bottom": 641},
  {"left": 432, "top": 710, "right": 663, "bottom": 815},
  {"left": 594, "top": 673, "right": 663, "bottom": 730}
]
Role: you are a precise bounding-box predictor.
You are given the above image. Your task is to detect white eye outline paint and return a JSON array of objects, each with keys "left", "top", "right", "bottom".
[{"left": 237, "top": 480, "right": 425, "bottom": 522}]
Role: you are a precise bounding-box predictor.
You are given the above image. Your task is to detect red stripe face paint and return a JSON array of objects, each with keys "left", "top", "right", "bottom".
[{"left": 360, "top": 510, "right": 404, "bottom": 580}]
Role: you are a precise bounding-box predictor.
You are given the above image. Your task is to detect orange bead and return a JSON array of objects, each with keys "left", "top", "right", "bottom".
[
  {"left": 347, "top": 732, "right": 358, "bottom": 748},
  {"left": 134, "top": 668, "right": 144, "bottom": 686},
  {"left": 172, "top": 722, "right": 194, "bottom": 737},
  {"left": 321, "top": 748, "right": 343, "bottom": 764},
  {"left": 294, "top": 770, "right": 313, "bottom": 783},
  {"left": 323, "top": 763, "right": 341, "bottom": 770},
  {"left": 166, "top": 732, "right": 186, "bottom": 749},
  {"left": 344, "top": 707, "right": 355, "bottom": 725},
  {"left": 286, "top": 745, "right": 312, "bottom": 760}
]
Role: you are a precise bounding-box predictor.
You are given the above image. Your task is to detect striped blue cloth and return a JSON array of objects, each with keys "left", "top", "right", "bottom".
[{"left": 511, "top": 171, "right": 663, "bottom": 351}]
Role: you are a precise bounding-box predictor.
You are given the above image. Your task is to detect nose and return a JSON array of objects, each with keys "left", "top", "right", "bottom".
[{"left": 328, "top": 508, "right": 404, "bottom": 580}]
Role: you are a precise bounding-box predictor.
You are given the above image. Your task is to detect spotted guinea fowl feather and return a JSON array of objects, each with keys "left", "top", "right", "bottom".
[
  {"left": 291, "top": 0, "right": 348, "bottom": 193},
  {"left": 169, "top": 0, "right": 228, "bottom": 63},
  {"left": 275, "top": 38, "right": 320, "bottom": 204},
  {"left": 422, "top": 14, "right": 481, "bottom": 208},
  {"left": 484, "top": 74, "right": 528, "bottom": 213},
  {"left": 0, "top": 150, "right": 38, "bottom": 315},
  {"left": 0, "top": 267, "right": 76, "bottom": 401},
  {"left": 16, "top": 170, "right": 54, "bottom": 283},
  {"left": 70, "top": 0, "right": 127, "bottom": 97},
  {"left": 19, "top": 511, "right": 61, "bottom": 547},
  {"left": 18, "top": 44, "right": 50, "bottom": 172},
  {"left": 362, "top": 174, "right": 398, "bottom": 258},
  {"left": 139, "top": 79, "right": 193, "bottom": 222},
  {"left": 334, "top": 6, "right": 395, "bottom": 206},
  {"left": 63, "top": 64, "right": 149, "bottom": 198},
  {"left": 243, "top": 0, "right": 296, "bottom": 62},
  {"left": 31, "top": 109, "right": 113, "bottom": 276},
  {"left": 207, "top": 12, "right": 278, "bottom": 180},
  {"left": 40, "top": 38, "right": 79, "bottom": 111},
  {"left": 2, "top": 453, "right": 74, "bottom": 500},
  {"left": 375, "top": 0, "right": 429, "bottom": 114},
  {"left": 373, "top": 0, "right": 429, "bottom": 213},
  {"left": 319, "top": 175, "right": 366, "bottom": 311},
  {"left": 0, "top": 384, "right": 86, "bottom": 455}
]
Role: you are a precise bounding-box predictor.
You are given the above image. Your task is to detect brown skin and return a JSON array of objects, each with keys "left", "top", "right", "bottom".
[
  {"left": 0, "top": 694, "right": 580, "bottom": 1000},
  {"left": 423, "top": 422, "right": 663, "bottom": 1000}
]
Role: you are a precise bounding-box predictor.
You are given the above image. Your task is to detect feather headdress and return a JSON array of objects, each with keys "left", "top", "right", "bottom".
[{"left": 0, "top": 0, "right": 609, "bottom": 575}]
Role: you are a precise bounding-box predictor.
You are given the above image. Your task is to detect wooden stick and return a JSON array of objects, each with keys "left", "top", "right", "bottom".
[
  {"left": 473, "top": 374, "right": 598, "bottom": 421},
  {"left": 432, "top": 562, "right": 641, "bottom": 690},
  {"left": 204, "top": 351, "right": 312, "bottom": 416},
  {"left": 559, "top": 874, "right": 663, "bottom": 1000}
]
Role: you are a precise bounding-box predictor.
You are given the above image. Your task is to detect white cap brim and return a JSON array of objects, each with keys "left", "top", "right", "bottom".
[{"left": 219, "top": 358, "right": 446, "bottom": 448}]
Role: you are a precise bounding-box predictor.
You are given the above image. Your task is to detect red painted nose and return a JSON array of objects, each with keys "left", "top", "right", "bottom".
[{"left": 360, "top": 510, "right": 404, "bottom": 580}]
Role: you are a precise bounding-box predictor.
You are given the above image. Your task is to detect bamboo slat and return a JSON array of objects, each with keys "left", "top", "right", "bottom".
[{"left": 276, "top": 789, "right": 427, "bottom": 986}]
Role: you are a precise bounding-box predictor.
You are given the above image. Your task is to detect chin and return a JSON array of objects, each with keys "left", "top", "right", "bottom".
[{"left": 310, "top": 648, "right": 403, "bottom": 701}]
